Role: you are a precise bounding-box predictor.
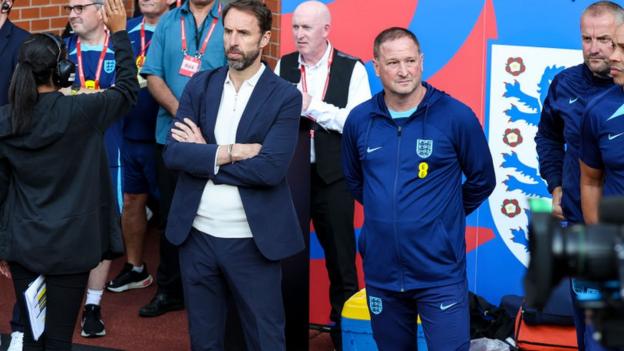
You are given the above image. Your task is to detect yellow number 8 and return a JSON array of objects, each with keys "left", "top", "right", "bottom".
[{"left": 418, "top": 162, "right": 428, "bottom": 179}]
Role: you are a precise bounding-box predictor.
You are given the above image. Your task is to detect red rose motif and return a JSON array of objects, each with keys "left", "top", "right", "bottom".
[
  {"left": 503, "top": 128, "right": 523, "bottom": 147},
  {"left": 501, "top": 199, "right": 522, "bottom": 218},
  {"left": 505, "top": 57, "right": 526, "bottom": 77}
]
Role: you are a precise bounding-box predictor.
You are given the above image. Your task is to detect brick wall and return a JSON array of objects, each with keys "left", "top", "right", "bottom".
[
  {"left": 9, "top": 0, "right": 281, "bottom": 66},
  {"left": 263, "top": 0, "right": 280, "bottom": 69},
  {"left": 9, "top": 1, "right": 136, "bottom": 34}
]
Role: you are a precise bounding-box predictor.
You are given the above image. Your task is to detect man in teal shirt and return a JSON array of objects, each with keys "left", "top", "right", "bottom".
[{"left": 139, "top": 0, "right": 226, "bottom": 317}]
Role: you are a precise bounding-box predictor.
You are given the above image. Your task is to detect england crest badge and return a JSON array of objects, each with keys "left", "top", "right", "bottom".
[
  {"left": 104, "top": 60, "right": 116, "bottom": 74},
  {"left": 369, "top": 296, "right": 383, "bottom": 315},
  {"left": 416, "top": 139, "right": 433, "bottom": 159}
]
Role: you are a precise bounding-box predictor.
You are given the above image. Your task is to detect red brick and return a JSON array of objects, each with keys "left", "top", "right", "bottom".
[
  {"left": 31, "top": 0, "right": 49, "bottom": 5},
  {"left": 31, "top": 18, "right": 50, "bottom": 31},
  {"left": 21, "top": 7, "right": 40, "bottom": 19},
  {"left": 50, "top": 16, "right": 68, "bottom": 29},
  {"left": 40, "top": 5, "right": 60, "bottom": 17},
  {"left": 13, "top": 20, "right": 30, "bottom": 31}
]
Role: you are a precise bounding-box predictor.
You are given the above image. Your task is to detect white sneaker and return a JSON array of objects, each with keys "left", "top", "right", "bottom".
[{"left": 8, "top": 331, "right": 23, "bottom": 351}]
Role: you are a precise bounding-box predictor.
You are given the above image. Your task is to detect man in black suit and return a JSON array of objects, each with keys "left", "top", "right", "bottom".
[
  {"left": 163, "top": 1, "right": 304, "bottom": 349},
  {"left": 275, "top": 1, "right": 371, "bottom": 348}
]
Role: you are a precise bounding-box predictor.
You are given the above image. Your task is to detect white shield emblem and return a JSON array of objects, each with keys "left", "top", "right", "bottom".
[
  {"left": 416, "top": 139, "right": 433, "bottom": 159},
  {"left": 369, "top": 296, "right": 383, "bottom": 315},
  {"left": 486, "top": 44, "right": 581, "bottom": 267},
  {"left": 104, "top": 60, "right": 116, "bottom": 74}
]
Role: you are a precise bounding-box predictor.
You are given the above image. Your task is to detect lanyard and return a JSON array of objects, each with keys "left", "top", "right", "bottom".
[
  {"left": 76, "top": 32, "right": 110, "bottom": 89},
  {"left": 300, "top": 47, "right": 334, "bottom": 100},
  {"left": 140, "top": 19, "right": 151, "bottom": 58},
  {"left": 180, "top": 3, "right": 221, "bottom": 58}
]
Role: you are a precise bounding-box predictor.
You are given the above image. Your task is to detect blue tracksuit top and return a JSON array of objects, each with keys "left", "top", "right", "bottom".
[
  {"left": 342, "top": 82, "right": 496, "bottom": 292},
  {"left": 535, "top": 64, "right": 612, "bottom": 224},
  {"left": 581, "top": 85, "right": 624, "bottom": 196}
]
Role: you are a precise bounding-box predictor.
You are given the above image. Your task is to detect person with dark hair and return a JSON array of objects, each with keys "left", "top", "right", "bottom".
[
  {"left": 274, "top": 3, "right": 370, "bottom": 348},
  {"left": 163, "top": 0, "right": 303, "bottom": 349},
  {"left": 137, "top": 0, "right": 226, "bottom": 318},
  {"left": 342, "top": 27, "right": 495, "bottom": 350},
  {"left": 0, "top": 0, "right": 138, "bottom": 349},
  {"left": 0, "top": 1, "right": 29, "bottom": 349},
  {"left": 536, "top": 2, "right": 624, "bottom": 350}
]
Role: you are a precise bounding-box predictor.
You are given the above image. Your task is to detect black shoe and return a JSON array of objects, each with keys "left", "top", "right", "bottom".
[
  {"left": 139, "top": 292, "right": 184, "bottom": 317},
  {"left": 81, "top": 304, "right": 106, "bottom": 338},
  {"left": 107, "top": 263, "right": 154, "bottom": 292}
]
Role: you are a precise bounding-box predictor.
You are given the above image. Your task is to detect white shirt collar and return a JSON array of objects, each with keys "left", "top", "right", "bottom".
[
  {"left": 298, "top": 41, "right": 333, "bottom": 70},
  {"left": 225, "top": 63, "right": 266, "bottom": 88}
]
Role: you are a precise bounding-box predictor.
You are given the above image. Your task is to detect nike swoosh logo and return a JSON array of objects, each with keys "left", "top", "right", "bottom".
[
  {"left": 440, "top": 302, "right": 457, "bottom": 311},
  {"left": 609, "top": 132, "right": 624, "bottom": 140},
  {"left": 569, "top": 97, "right": 578, "bottom": 104},
  {"left": 367, "top": 146, "right": 382, "bottom": 153}
]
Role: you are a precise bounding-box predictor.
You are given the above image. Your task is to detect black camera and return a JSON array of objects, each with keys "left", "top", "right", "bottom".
[{"left": 524, "top": 197, "right": 624, "bottom": 349}]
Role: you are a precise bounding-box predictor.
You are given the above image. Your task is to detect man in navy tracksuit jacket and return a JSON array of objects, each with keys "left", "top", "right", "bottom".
[
  {"left": 535, "top": 3, "right": 622, "bottom": 350},
  {"left": 342, "top": 28, "right": 495, "bottom": 351}
]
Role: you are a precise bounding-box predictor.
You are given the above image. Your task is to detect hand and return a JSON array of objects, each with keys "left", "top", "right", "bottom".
[
  {"left": 302, "top": 92, "right": 312, "bottom": 113},
  {"left": 102, "top": 0, "right": 127, "bottom": 33},
  {"left": 171, "top": 118, "right": 206, "bottom": 144},
  {"left": 551, "top": 186, "right": 565, "bottom": 220},
  {"left": 231, "top": 143, "right": 262, "bottom": 162},
  {"left": 0, "top": 260, "right": 11, "bottom": 279}
]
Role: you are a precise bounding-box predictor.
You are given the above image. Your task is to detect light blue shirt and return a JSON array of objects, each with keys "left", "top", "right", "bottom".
[
  {"left": 141, "top": 1, "right": 226, "bottom": 144},
  {"left": 388, "top": 106, "right": 418, "bottom": 119}
]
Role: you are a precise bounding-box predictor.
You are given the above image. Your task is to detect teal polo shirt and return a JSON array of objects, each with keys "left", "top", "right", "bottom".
[{"left": 141, "top": 1, "right": 226, "bottom": 144}]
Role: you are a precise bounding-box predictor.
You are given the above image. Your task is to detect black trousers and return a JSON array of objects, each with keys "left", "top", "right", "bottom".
[
  {"left": 155, "top": 144, "right": 183, "bottom": 298},
  {"left": 10, "top": 262, "right": 89, "bottom": 351},
  {"left": 311, "top": 166, "right": 359, "bottom": 349}
]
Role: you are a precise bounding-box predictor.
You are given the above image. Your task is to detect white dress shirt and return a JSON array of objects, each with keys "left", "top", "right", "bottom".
[
  {"left": 275, "top": 42, "right": 372, "bottom": 162},
  {"left": 192, "top": 64, "right": 266, "bottom": 238}
]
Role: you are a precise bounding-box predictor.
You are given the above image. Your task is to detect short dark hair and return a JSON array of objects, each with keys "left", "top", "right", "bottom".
[
  {"left": 373, "top": 27, "right": 420, "bottom": 59},
  {"left": 222, "top": 0, "right": 272, "bottom": 34}
]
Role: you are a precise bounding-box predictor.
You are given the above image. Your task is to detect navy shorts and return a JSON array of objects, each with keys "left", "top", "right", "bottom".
[
  {"left": 122, "top": 139, "right": 159, "bottom": 199},
  {"left": 366, "top": 280, "right": 470, "bottom": 351}
]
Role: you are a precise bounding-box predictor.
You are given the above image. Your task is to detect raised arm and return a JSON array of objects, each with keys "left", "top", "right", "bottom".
[{"left": 74, "top": 0, "right": 139, "bottom": 130}]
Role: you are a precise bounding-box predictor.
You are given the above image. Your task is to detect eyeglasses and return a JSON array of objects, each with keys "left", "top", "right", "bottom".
[{"left": 63, "top": 3, "right": 98, "bottom": 14}]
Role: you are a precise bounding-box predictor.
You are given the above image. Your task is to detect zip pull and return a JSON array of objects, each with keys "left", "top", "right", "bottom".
[{"left": 397, "top": 125, "right": 402, "bottom": 136}]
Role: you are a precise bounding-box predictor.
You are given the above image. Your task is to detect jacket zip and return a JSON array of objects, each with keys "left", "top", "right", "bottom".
[{"left": 393, "top": 124, "right": 405, "bottom": 292}]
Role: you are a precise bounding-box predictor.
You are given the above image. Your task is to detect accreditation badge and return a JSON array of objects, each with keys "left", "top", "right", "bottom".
[
  {"left": 84, "top": 80, "right": 98, "bottom": 90},
  {"left": 137, "top": 73, "right": 147, "bottom": 89},
  {"left": 179, "top": 54, "right": 201, "bottom": 77}
]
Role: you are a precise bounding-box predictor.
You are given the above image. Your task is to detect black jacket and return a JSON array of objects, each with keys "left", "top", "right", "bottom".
[{"left": 0, "top": 31, "right": 139, "bottom": 274}]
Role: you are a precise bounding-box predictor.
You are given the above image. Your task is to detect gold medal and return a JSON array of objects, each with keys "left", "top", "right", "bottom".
[
  {"left": 84, "top": 80, "right": 97, "bottom": 90},
  {"left": 136, "top": 55, "right": 145, "bottom": 69}
]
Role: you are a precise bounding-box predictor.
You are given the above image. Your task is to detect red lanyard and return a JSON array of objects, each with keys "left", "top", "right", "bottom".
[
  {"left": 300, "top": 47, "right": 334, "bottom": 100},
  {"left": 139, "top": 19, "right": 151, "bottom": 58},
  {"left": 180, "top": 3, "right": 221, "bottom": 58},
  {"left": 76, "top": 32, "right": 110, "bottom": 89}
]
